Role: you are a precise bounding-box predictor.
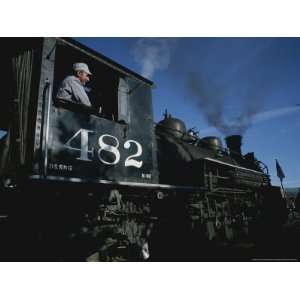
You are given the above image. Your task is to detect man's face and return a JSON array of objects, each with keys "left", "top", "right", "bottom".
[{"left": 77, "top": 71, "right": 90, "bottom": 85}]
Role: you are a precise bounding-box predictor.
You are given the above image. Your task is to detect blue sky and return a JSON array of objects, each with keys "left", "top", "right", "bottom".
[{"left": 75, "top": 37, "right": 300, "bottom": 188}]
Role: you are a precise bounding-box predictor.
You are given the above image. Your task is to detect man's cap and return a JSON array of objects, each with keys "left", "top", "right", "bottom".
[{"left": 73, "top": 62, "right": 92, "bottom": 75}]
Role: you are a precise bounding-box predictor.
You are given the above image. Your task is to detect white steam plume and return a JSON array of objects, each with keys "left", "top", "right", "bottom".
[{"left": 132, "top": 38, "right": 173, "bottom": 79}]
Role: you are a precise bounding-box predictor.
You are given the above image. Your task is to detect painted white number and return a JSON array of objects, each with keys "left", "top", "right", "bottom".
[
  {"left": 64, "top": 129, "right": 94, "bottom": 161},
  {"left": 64, "top": 130, "right": 144, "bottom": 169},
  {"left": 97, "top": 134, "right": 121, "bottom": 165},
  {"left": 124, "top": 140, "right": 143, "bottom": 168}
]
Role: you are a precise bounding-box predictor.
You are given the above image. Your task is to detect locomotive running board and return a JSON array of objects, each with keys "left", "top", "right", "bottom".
[{"left": 29, "top": 175, "right": 207, "bottom": 191}]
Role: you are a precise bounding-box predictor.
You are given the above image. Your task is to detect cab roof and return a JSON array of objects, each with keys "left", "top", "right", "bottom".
[{"left": 58, "top": 37, "right": 154, "bottom": 87}]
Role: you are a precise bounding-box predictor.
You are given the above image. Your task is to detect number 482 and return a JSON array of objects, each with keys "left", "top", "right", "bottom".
[{"left": 63, "top": 129, "right": 143, "bottom": 168}]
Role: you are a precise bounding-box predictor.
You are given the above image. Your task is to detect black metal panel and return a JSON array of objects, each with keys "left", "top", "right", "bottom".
[
  {"left": 42, "top": 106, "right": 157, "bottom": 184},
  {"left": 126, "top": 77, "right": 159, "bottom": 183},
  {"left": 29, "top": 38, "right": 158, "bottom": 184}
]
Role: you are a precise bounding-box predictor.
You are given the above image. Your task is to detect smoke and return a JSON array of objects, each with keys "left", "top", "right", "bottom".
[
  {"left": 132, "top": 38, "right": 285, "bottom": 136},
  {"left": 200, "top": 105, "right": 300, "bottom": 136},
  {"left": 132, "top": 38, "right": 175, "bottom": 79},
  {"left": 184, "top": 39, "right": 275, "bottom": 136},
  {"left": 186, "top": 71, "right": 264, "bottom": 136}
]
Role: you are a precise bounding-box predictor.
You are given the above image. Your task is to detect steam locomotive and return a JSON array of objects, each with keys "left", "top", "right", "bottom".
[{"left": 0, "top": 38, "right": 286, "bottom": 261}]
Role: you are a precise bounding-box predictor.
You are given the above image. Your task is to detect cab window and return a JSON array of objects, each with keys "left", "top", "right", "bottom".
[{"left": 53, "top": 42, "right": 130, "bottom": 123}]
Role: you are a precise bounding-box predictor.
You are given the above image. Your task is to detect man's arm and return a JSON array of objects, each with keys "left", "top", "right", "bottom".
[
  {"left": 56, "top": 78, "right": 73, "bottom": 102},
  {"left": 55, "top": 79, "right": 98, "bottom": 115}
]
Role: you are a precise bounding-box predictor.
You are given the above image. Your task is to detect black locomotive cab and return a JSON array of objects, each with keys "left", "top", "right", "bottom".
[{"left": 0, "top": 38, "right": 158, "bottom": 186}]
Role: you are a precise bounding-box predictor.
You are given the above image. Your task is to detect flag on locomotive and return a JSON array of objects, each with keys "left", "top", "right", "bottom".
[{"left": 275, "top": 159, "right": 285, "bottom": 181}]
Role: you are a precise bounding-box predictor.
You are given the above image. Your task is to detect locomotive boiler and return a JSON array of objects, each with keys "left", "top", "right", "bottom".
[
  {"left": 156, "top": 112, "right": 270, "bottom": 189},
  {"left": 0, "top": 38, "right": 287, "bottom": 261}
]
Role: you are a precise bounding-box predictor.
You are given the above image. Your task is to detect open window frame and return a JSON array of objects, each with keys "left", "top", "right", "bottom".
[{"left": 53, "top": 40, "right": 132, "bottom": 124}]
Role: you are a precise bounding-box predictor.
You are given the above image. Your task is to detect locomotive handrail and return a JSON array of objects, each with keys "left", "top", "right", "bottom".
[
  {"left": 43, "top": 79, "right": 52, "bottom": 178},
  {"left": 203, "top": 157, "right": 266, "bottom": 175},
  {"left": 209, "top": 187, "right": 250, "bottom": 195},
  {"left": 257, "top": 161, "right": 269, "bottom": 175}
]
